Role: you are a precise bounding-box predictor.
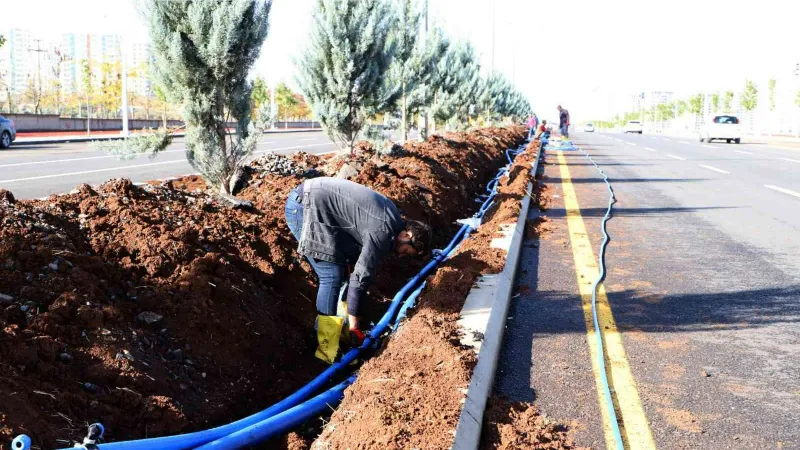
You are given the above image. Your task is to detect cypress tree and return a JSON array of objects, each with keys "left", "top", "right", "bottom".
[
  {"left": 102, "top": 0, "right": 272, "bottom": 201},
  {"left": 297, "top": 0, "right": 398, "bottom": 154},
  {"left": 431, "top": 41, "right": 482, "bottom": 130},
  {"left": 387, "top": 0, "right": 448, "bottom": 141}
]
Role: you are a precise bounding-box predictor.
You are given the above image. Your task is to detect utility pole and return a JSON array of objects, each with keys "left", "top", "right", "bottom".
[
  {"left": 121, "top": 39, "right": 129, "bottom": 136},
  {"left": 27, "top": 39, "right": 47, "bottom": 114},
  {"left": 270, "top": 78, "right": 276, "bottom": 130}
]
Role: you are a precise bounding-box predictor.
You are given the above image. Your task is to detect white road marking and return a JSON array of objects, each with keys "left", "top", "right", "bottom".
[
  {"left": 678, "top": 141, "right": 690, "bottom": 145},
  {"left": 765, "top": 185, "right": 800, "bottom": 199},
  {"left": 662, "top": 138, "right": 672, "bottom": 142},
  {"left": 779, "top": 158, "right": 800, "bottom": 163},
  {"left": 701, "top": 144, "right": 718, "bottom": 149},
  {"left": 734, "top": 150, "right": 753, "bottom": 155},
  {"left": 0, "top": 140, "right": 284, "bottom": 168},
  {"left": 0, "top": 160, "right": 186, "bottom": 184},
  {"left": 643, "top": 147, "right": 657, "bottom": 152},
  {"left": 614, "top": 138, "right": 623, "bottom": 142},
  {"left": 0, "top": 143, "right": 337, "bottom": 184},
  {"left": 666, "top": 154, "right": 686, "bottom": 161},
  {"left": 297, "top": 137, "right": 317, "bottom": 141},
  {"left": 698, "top": 164, "right": 730, "bottom": 174},
  {"left": 0, "top": 148, "right": 184, "bottom": 168},
  {"left": 625, "top": 142, "right": 636, "bottom": 146}
]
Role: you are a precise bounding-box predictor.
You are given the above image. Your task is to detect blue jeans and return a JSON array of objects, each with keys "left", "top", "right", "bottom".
[
  {"left": 286, "top": 189, "right": 346, "bottom": 316},
  {"left": 560, "top": 125, "right": 569, "bottom": 138}
]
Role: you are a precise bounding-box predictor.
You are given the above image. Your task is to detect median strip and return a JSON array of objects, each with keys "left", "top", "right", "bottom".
[
  {"left": 698, "top": 164, "right": 730, "bottom": 174},
  {"left": 765, "top": 185, "right": 800, "bottom": 199}
]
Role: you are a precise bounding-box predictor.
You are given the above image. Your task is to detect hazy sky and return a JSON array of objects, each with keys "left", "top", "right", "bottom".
[{"left": 5, "top": 0, "right": 799, "bottom": 121}]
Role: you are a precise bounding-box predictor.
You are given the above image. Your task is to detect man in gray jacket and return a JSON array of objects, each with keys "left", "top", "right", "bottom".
[{"left": 285, "top": 177, "right": 430, "bottom": 363}]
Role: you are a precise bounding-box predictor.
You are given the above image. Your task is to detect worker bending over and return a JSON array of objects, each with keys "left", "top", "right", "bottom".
[{"left": 285, "top": 177, "right": 430, "bottom": 363}]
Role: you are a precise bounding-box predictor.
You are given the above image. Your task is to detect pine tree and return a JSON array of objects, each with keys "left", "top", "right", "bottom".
[
  {"left": 298, "top": 0, "right": 397, "bottom": 154},
  {"left": 100, "top": 0, "right": 272, "bottom": 201},
  {"left": 432, "top": 41, "right": 482, "bottom": 130}
]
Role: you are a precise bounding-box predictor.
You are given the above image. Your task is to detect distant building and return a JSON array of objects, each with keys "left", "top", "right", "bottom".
[
  {"left": 129, "top": 42, "right": 153, "bottom": 97},
  {"left": 648, "top": 91, "right": 673, "bottom": 105},
  {"left": 60, "top": 33, "right": 123, "bottom": 94}
]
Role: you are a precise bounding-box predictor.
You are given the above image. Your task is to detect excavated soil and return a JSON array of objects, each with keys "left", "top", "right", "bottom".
[
  {"left": 480, "top": 397, "right": 588, "bottom": 450},
  {"left": 0, "top": 127, "right": 523, "bottom": 449},
  {"left": 312, "top": 139, "right": 581, "bottom": 449}
]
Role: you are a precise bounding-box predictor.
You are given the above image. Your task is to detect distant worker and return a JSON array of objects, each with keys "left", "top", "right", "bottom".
[
  {"left": 557, "top": 105, "right": 570, "bottom": 138},
  {"left": 285, "top": 177, "right": 431, "bottom": 363},
  {"left": 526, "top": 113, "right": 539, "bottom": 139},
  {"left": 535, "top": 120, "right": 550, "bottom": 140}
]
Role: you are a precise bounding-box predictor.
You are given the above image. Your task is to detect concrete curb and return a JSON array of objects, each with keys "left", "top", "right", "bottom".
[
  {"left": 452, "top": 140, "right": 543, "bottom": 450},
  {"left": 14, "top": 128, "right": 322, "bottom": 146}
]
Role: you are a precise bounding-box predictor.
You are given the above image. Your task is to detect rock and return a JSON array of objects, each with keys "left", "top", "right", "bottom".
[
  {"left": 336, "top": 163, "right": 359, "bottom": 180},
  {"left": 701, "top": 370, "right": 711, "bottom": 377},
  {"left": 82, "top": 382, "right": 98, "bottom": 392},
  {"left": 404, "top": 177, "right": 432, "bottom": 192},
  {"left": 168, "top": 349, "right": 183, "bottom": 362},
  {"left": 137, "top": 311, "right": 164, "bottom": 326},
  {"left": 0, "top": 189, "right": 16, "bottom": 204},
  {"left": 59, "top": 352, "right": 73, "bottom": 363},
  {"left": 0, "top": 293, "right": 14, "bottom": 304}
]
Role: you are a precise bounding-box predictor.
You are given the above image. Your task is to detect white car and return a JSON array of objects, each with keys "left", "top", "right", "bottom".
[
  {"left": 624, "top": 120, "right": 643, "bottom": 134},
  {"left": 583, "top": 123, "right": 595, "bottom": 132},
  {"left": 699, "top": 115, "right": 741, "bottom": 144}
]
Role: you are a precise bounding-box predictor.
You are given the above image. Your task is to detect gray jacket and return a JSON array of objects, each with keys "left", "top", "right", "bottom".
[{"left": 297, "top": 177, "right": 405, "bottom": 305}]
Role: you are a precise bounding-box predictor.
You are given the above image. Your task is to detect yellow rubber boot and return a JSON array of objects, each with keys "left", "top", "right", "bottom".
[
  {"left": 315, "top": 315, "right": 345, "bottom": 364},
  {"left": 337, "top": 301, "right": 350, "bottom": 346}
]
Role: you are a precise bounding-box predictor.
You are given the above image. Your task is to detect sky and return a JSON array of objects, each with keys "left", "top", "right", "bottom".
[{"left": 5, "top": 0, "right": 799, "bottom": 122}]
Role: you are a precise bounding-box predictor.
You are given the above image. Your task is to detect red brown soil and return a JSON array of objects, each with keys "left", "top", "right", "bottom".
[
  {"left": 314, "top": 139, "right": 572, "bottom": 449},
  {"left": 0, "top": 127, "right": 524, "bottom": 448},
  {"left": 480, "top": 397, "right": 588, "bottom": 450}
]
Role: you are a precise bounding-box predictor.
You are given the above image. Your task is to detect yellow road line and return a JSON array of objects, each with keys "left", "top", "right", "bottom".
[{"left": 556, "top": 150, "right": 656, "bottom": 450}]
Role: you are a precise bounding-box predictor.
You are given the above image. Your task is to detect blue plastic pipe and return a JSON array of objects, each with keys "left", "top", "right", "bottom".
[{"left": 194, "top": 376, "right": 357, "bottom": 450}]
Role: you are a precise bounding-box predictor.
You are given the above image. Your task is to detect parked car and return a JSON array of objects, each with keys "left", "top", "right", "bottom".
[
  {"left": 0, "top": 115, "right": 16, "bottom": 149},
  {"left": 699, "top": 115, "right": 741, "bottom": 144},
  {"left": 624, "top": 120, "right": 643, "bottom": 134},
  {"left": 584, "top": 123, "right": 595, "bottom": 132}
]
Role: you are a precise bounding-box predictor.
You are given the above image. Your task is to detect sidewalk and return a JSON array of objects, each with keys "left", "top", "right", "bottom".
[{"left": 13, "top": 127, "right": 322, "bottom": 145}]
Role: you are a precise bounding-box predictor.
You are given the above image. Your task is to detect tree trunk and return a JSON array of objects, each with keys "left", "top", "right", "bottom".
[{"left": 401, "top": 81, "right": 408, "bottom": 142}]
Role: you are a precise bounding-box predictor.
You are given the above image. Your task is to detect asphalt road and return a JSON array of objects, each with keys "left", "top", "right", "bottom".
[
  {"left": 496, "top": 132, "right": 800, "bottom": 448},
  {"left": 0, "top": 131, "right": 337, "bottom": 199}
]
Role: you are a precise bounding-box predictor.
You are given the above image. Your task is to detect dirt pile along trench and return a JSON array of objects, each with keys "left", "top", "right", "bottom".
[
  {"left": 314, "top": 139, "right": 584, "bottom": 450},
  {"left": 0, "top": 126, "right": 524, "bottom": 449}
]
